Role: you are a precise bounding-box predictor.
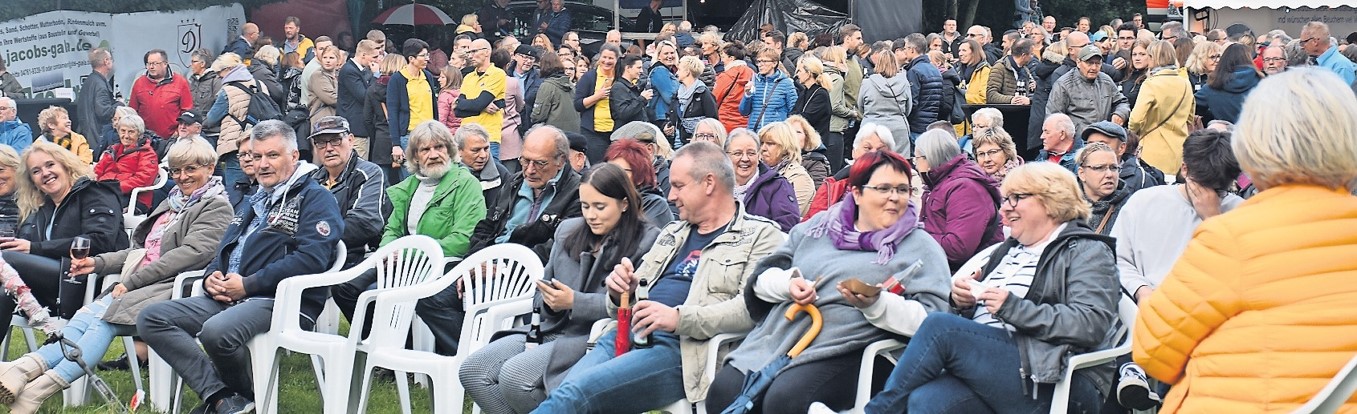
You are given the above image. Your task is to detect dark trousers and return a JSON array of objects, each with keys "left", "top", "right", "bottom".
[
  {"left": 582, "top": 129, "right": 612, "bottom": 164},
  {"left": 825, "top": 131, "right": 847, "bottom": 173},
  {"left": 137, "top": 296, "right": 283, "bottom": 402},
  {"left": 0, "top": 251, "right": 90, "bottom": 330},
  {"left": 333, "top": 264, "right": 464, "bottom": 355},
  {"left": 705, "top": 350, "right": 890, "bottom": 414}
]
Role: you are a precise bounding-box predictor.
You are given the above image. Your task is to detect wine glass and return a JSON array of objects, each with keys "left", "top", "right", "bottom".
[{"left": 68, "top": 236, "right": 90, "bottom": 282}]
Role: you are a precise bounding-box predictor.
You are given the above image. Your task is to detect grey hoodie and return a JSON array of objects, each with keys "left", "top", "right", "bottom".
[{"left": 858, "top": 73, "right": 913, "bottom": 153}]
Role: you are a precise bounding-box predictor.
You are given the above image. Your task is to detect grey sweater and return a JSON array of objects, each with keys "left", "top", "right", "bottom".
[{"left": 723, "top": 212, "right": 952, "bottom": 374}]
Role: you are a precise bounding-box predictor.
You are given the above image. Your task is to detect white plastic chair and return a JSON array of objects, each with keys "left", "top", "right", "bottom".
[
  {"left": 1049, "top": 294, "right": 1139, "bottom": 414},
  {"left": 123, "top": 165, "right": 169, "bottom": 234},
  {"left": 850, "top": 338, "right": 906, "bottom": 412},
  {"left": 0, "top": 273, "right": 123, "bottom": 408},
  {"left": 355, "top": 243, "right": 543, "bottom": 414},
  {"left": 582, "top": 318, "right": 745, "bottom": 414},
  {"left": 251, "top": 236, "right": 443, "bottom": 414},
  {"left": 65, "top": 275, "right": 146, "bottom": 407},
  {"left": 1291, "top": 353, "right": 1357, "bottom": 414}
]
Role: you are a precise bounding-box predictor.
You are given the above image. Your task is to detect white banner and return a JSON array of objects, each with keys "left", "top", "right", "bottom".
[{"left": 0, "top": 4, "right": 245, "bottom": 99}]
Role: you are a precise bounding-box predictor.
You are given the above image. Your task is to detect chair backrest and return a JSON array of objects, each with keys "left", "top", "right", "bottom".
[
  {"left": 346, "top": 236, "right": 446, "bottom": 347},
  {"left": 127, "top": 165, "right": 169, "bottom": 212},
  {"left": 1293, "top": 353, "right": 1357, "bottom": 414},
  {"left": 1114, "top": 295, "right": 1138, "bottom": 347},
  {"left": 953, "top": 243, "right": 1002, "bottom": 280},
  {"left": 329, "top": 240, "right": 347, "bottom": 273},
  {"left": 459, "top": 244, "right": 544, "bottom": 309}
]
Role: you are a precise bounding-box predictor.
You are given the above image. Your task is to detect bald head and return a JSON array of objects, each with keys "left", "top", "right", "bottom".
[
  {"left": 1064, "top": 31, "right": 1090, "bottom": 49},
  {"left": 242, "top": 23, "right": 260, "bottom": 43},
  {"left": 470, "top": 39, "right": 493, "bottom": 69}
]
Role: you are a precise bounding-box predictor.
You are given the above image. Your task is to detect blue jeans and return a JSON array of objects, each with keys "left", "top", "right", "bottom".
[
  {"left": 865, "top": 313, "right": 1104, "bottom": 414},
  {"left": 490, "top": 141, "right": 501, "bottom": 160},
  {"left": 36, "top": 295, "right": 138, "bottom": 383},
  {"left": 531, "top": 331, "right": 686, "bottom": 413},
  {"left": 221, "top": 152, "right": 244, "bottom": 201}
]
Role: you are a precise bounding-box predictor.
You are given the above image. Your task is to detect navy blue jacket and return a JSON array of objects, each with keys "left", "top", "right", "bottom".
[
  {"left": 1193, "top": 66, "right": 1260, "bottom": 124},
  {"left": 338, "top": 60, "right": 373, "bottom": 137},
  {"left": 574, "top": 69, "right": 611, "bottom": 132},
  {"left": 208, "top": 165, "right": 342, "bottom": 317},
  {"left": 905, "top": 55, "right": 946, "bottom": 133},
  {"left": 386, "top": 69, "right": 439, "bottom": 138},
  {"left": 223, "top": 37, "right": 252, "bottom": 61},
  {"left": 511, "top": 67, "right": 543, "bottom": 135}
]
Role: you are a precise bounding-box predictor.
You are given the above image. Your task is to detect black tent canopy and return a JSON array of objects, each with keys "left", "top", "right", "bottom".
[{"left": 726, "top": 0, "right": 922, "bottom": 44}]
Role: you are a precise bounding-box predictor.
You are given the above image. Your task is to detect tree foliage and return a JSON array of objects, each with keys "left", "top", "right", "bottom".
[{"left": 0, "top": 0, "right": 286, "bottom": 22}]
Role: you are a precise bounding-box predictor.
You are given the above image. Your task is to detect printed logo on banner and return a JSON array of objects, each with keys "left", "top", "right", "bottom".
[{"left": 177, "top": 20, "right": 202, "bottom": 68}]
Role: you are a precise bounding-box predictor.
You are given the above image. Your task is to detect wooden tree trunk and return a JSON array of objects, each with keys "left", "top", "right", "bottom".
[{"left": 961, "top": 0, "right": 980, "bottom": 28}]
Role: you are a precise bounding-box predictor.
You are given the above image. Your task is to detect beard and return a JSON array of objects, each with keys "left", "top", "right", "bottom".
[{"left": 416, "top": 160, "right": 451, "bottom": 178}]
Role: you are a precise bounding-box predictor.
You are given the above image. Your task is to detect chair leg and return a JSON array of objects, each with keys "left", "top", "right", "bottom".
[
  {"left": 124, "top": 336, "right": 144, "bottom": 395},
  {"left": 147, "top": 348, "right": 178, "bottom": 413},
  {"left": 249, "top": 340, "right": 279, "bottom": 414}
]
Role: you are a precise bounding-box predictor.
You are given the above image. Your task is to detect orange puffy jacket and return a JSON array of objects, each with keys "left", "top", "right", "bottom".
[{"left": 713, "top": 62, "right": 753, "bottom": 132}]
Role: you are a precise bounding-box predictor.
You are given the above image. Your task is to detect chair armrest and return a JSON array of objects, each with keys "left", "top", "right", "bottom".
[
  {"left": 702, "top": 332, "right": 747, "bottom": 376},
  {"left": 172, "top": 270, "right": 206, "bottom": 300},
  {"left": 586, "top": 318, "right": 615, "bottom": 350},
  {"left": 1051, "top": 344, "right": 1131, "bottom": 414},
  {"left": 855, "top": 339, "right": 907, "bottom": 409}
]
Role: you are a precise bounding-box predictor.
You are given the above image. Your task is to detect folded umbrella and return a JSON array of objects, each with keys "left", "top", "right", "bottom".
[{"left": 721, "top": 303, "right": 823, "bottom": 414}]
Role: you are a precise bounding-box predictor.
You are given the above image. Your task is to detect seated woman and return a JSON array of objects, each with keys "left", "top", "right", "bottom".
[
  {"left": 0, "top": 142, "right": 129, "bottom": 330},
  {"left": 606, "top": 139, "right": 674, "bottom": 226},
  {"left": 1076, "top": 142, "right": 1129, "bottom": 235},
  {"left": 460, "top": 163, "right": 659, "bottom": 414},
  {"left": 0, "top": 145, "right": 20, "bottom": 232},
  {"left": 95, "top": 113, "right": 161, "bottom": 214},
  {"left": 972, "top": 126, "right": 1024, "bottom": 183},
  {"left": 864, "top": 162, "right": 1121, "bottom": 413},
  {"left": 803, "top": 123, "right": 898, "bottom": 221},
  {"left": 0, "top": 137, "right": 231, "bottom": 411},
  {"left": 35, "top": 106, "right": 92, "bottom": 165},
  {"left": 726, "top": 129, "right": 799, "bottom": 231},
  {"left": 914, "top": 130, "right": 1003, "bottom": 271},
  {"left": 758, "top": 122, "right": 814, "bottom": 216},
  {"left": 705, "top": 151, "right": 952, "bottom": 413},
  {"left": 785, "top": 115, "right": 830, "bottom": 190}
]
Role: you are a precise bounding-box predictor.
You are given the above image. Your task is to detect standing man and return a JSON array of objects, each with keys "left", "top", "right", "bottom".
[
  {"left": 339, "top": 40, "right": 379, "bottom": 159},
  {"left": 479, "top": 0, "right": 515, "bottom": 43},
  {"left": 1262, "top": 44, "right": 1289, "bottom": 75},
  {"left": 941, "top": 19, "right": 963, "bottom": 57},
  {"left": 282, "top": 17, "right": 316, "bottom": 64},
  {"left": 1046, "top": 45, "right": 1130, "bottom": 133},
  {"left": 605, "top": 30, "right": 623, "bottom": 50},
  {"left": 511, "top": 45, "right": 543, "bottom": 136},
  {"left": 1301, "top": 21, "right": 1356, "bottom": 84},
  {"left": 456, "top": 39, "right": 508, "bottom": 156},
  {"left": 1113, "top": 23, "right": 1138, "bottom": 75},
  {"left": 223, "top": 22, "right": 259, "bottom": 63},
  {"left": 137, "top": 120, "right": 342, "bottom": 414},
  {"left": 538, "top": 0, "right": 572, "bottom": 48},
  {"left": 299, "top": 37, "right": 335, "bottom": 109},
  {"left": 900, "top": 34, "right": 945, "bottom": 152},
  {"left": 76, "top": 48, "right": 119, "bottom": 156},
  {"left": 1077, "top": 17, "right": 1092, "bottom": 34},
  {"left": 186, "top": 49, "right": 221, "bottom": 118},
  {"left": 637, "top": 0, "right": 665, "bottom": 33},
  {"left": 1043, "top": 16, "right": 1057, "bottom": 35},
  {"left": 130, "top": 49, "right": 193, "bottom": 138},
  {"left": 308, "top": 116, "right": 388, "bottom": 268},
  {"left": 1132, "top": 13, "right": 1144, "bottom": 31}
]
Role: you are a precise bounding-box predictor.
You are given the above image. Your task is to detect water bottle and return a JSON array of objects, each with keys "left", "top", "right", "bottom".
[{"left": 632, "top": 279, "right": 653, "bottom": 348}]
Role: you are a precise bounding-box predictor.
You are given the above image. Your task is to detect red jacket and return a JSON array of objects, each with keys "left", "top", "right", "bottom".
[
  {"left": 95, "top": 139, "right": 160, "bottom": 210},
  {"left": 129, "top": 73, "right": 193, "bottom": 138},
  {"left": 713, "top": 62, "right": 753, "bottom": 132},
  {"left": 802, "top": 175, "right": 849, "bottom": 222}
]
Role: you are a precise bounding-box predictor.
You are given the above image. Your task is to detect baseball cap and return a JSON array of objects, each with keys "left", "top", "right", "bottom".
[
  {"left": 1077, "top": 44, "right": 1104, "bottom": 62},
  {"left": 308, "top": 116, "right": 350, "bottom": 140},
  {"left": 177, "top": 111, "right": 200, "bottom": 125},
  {"left": 567, "top": 132, "right": 588, "bottom": 153},
  {"left": 1080, "top": 121, "right": 1127, "bottom": 142},
  {"left": 1090, "top": 31, "right": 1109, "bottom": 43},
  {"left": 514, "top": 45, "right": 541, "bottom": 60}
]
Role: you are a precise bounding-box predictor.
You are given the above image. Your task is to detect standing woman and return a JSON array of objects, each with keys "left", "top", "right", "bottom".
[
  {"left": 713, "top": 42, "right": 752, "bottom": 132},
  {"left": 388, "top": 39, "right": 439, "bottom": 156},
  {"left": 1129, "top": 40, "right": 1194, "bottom": 174},
  {"left": 493, "top": 49, "right": 527, "bottom": 173},
  {"left": 790, "top": 56, "right": 832, "bottom": 161},
  {"left": 609, "top": 54, "right": 655, "bottom": 128},
  {"left": 436, "top": 63, "right": 464, "bottom": 132},
  {"left": 958, "top": 39, "right": 992, "bottom": 105},
  {"left": 36, "top": 107, "right": 92, "bottom": 164},
  {"left": 531, "top": 51, "right": 581, "bottom": 134},
  {"left": 820, "top": 46, "right": 860, "bottom": 173},
  {"left": 648, "top": 40, "right": 680, "bottom": 136},
  {"left": 308, "top": 45, "right": 342, "bottom": 134},
  {"left": 858, "top": 43, "right": 912, "bottom": 162},
  {"left": 1184, "top": 41, "right": 1222, "bottom": 93},
  {"left": 202, "top": 52, "right": 259, "bottom": 194},
  {"left": 1193, "top": 43, "right": 1261, "bottom": 124},
  {"left": 365, "top": 54, "right": 408, "bottom": 182},
  {"left": 759, "top": 122, "right": 814, "bottom": 215},
  {"left": 670, "top": 56, "right": 718, "bottom": 147},
  {"left": 0, "top": 141, "right": 129, "bottom": 332},
  {"left": 1121, "top": 38, "right": 1153, "bottom": 110},
  {"left": 913, "top": 129, "right": 1003, "bottom": 271},
  {"left": 459, "top": 163, "right": 659, "bottom": 414},
  {"left": 575, "top": 44, "right": 621, "bottom": 163},
  {"left": 739, "top": 48, "right": 798, "bottom": 132}
]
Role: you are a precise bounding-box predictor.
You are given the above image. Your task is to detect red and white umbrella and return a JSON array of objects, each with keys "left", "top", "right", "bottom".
[{"left": 373, "top": 3, "right": 455, "bottom": 26}]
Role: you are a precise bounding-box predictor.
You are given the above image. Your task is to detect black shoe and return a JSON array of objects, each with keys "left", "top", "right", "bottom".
[
  {"left": 188, "top": 401, "right": 211, "bottom": 414},
  {"left": 96, "top": 353, "right": 136, "bottom": 371},
  {"left": 1116, "top": 362, "right": 1162, "bottom": 410},
  {"left": 213, "top": 394, "right": 255, "bottom": 414}
]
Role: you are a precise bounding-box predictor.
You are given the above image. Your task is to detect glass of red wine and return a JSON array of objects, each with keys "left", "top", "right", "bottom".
[{"left": 69, "top": 236, "right": 90, "bottom": 282}]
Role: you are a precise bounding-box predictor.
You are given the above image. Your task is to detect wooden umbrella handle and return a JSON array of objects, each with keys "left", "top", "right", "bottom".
[{"left": 783, "top": 303, "right": 823, "bottom": 358}]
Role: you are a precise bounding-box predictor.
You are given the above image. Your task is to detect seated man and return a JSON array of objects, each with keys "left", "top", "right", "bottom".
[
  {"left": 136, "top": 120, "right": 343, "bottom": 414},
  {"left": 1037, "top": 113, "right": 1083, "bottom": 174},
  {"left": 456, "top": 123, "right": 510, "bottom": 210},
  {"left": 532, "top": 142, "right": 786, "bottom": 413},
  {"left": 1107, "top": 128, "right": 1243, "bottom": 410},
  {"left": 332, "top": 120, "right": 486, "bottom": 337},
  {"left": 309, "top": 116, "right": 389, "bottom": 267}
]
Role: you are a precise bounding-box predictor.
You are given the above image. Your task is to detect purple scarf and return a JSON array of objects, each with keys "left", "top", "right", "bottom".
[{"left": 807, "top": 191, "right": 921, "bottom": 264}]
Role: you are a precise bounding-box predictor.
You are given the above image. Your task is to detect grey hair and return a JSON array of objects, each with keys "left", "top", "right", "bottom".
[
  {"left": 451, "top": 122, "right": 487, "bottom": 153},
  {"left": 972, "top": 107, "right": 1004, "bottom": 128},
  {"left": 406, "top": 120, "right": 458, "bottom": 173},
  {"left": 674, "top": 141, "right": 735, "bottom": 194},
  {"left": 166, "top": 136, "right": 219, "bottom": 169},
  {"left": 724, "top": 128, "right": 758, "bottom": 151},
  {"left": 1285, "top": 39, "right": 1311, "bottom": 67},
  {"left": 191, "top": 49, "right": 215, "bottom": 67},
  {"left": 1234, "top": 67, "right": 1357, "bottom": 191},
  {"left": 1267, "top": 30, "right": 1292, "bottom": 45},
  {"left": 526, "top": 124, "right": 570, "bottom": 161},
  {"left": 116, "top": 113, "right": 146, "bottom": 135},
  {"left": 0, "top": 97, "right": 13, "bottom": 110},
  {"left": 855, "top": 123, "right": 897, "bottom": 153},
  {"left": 1046, "top": 113, "right": 1075, "bottom": 138},
  {"left": 904, "top": 33, "right": 928, "bottom": 53},
  {"left": 250, "top": 119, "right": 299, "bottom": 152},
  {"left": 114, "top": 106, "right": 137, "bottom": 123},
  {"left": 915, "top": 129, "right": 960, "bottom": 165},
  {"left": 695, "top": 118, "right": 728, "bottom": 147},
  {"left": 254, "top": 45, "right": 281, "bottom": 66}
]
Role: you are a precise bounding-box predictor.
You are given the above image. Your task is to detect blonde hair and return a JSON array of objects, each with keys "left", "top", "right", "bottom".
[
  {"left": 784, "top": 115, "right": 821, "bottom": 152},
  {"left": 972, "top": 127, "right": 1018, "bottom": 165},
  {"left": 1075, "top": 141, "right": 1117, "bottom": 167},
  {"left": 210, "top": 52, "right": 243, "bottom": 73},
  {"left": 17, "top": 141, "right": 94, "bottom": 220},
  {"left": 440, "top": 62, "right": 464, "bottom": 89},
  {"left": 788, "top": 32, "right": 809, "bottom": 49},
  {"left": 380, "top": 53, "right": 407, "bottom": 75},
  {"left": 1235, "top": 67, "right": 1357, "bottom": 191},
  {"left": 677, "top": 55, "right": 704, "bottom": 79},
  {"left": 797, "top": 56, "right": 833, "bottom": 90},
  {"left": 36, "top": 106, "right": 69, "bottom": 133},
  {"left": 758, "top": 122, "right": 803, "bottom": 164},
  {"left": 1000, "top": 162, "right": 1090, "bottom": 222},
  {"left": 1044, "top": 40, "right": 1068, "bottom": 63},
  {"left": 870, "top": 43, "right": 900, "bottom": 78},
  {"left": 461, "top": 14, "right": 479, "bottom": 27},
  {"left": 1186, "top": 41, "right": 1223, "bottom": 74},
  {"left": 1146, "top": 40, "right": 1177, "bottom": 69},
  {"left": 166, "top": 136, "right": 219, "bottom": 170},
  {"left": 254, "top": 45, "right": 281, "bottom": 66},
  {"left": 820, "top": 45, "right": 847, "bottom": 68}
]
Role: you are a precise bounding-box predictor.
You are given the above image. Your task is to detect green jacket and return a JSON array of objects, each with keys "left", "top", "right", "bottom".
[{"left": 383, "top": 166, "right": 487, "bottom": 257}]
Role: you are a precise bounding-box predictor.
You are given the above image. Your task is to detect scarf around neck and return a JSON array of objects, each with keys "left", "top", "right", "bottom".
[
  {"left": 807, "top": 191, "right": 921, "bottom": 264},
  {"left": 168, "top": 176, "right": 226, "bottom": 212}
]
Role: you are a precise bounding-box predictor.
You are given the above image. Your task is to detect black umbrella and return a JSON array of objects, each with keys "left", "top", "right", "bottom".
[{"left": 721, "top": 303, "right": 823, "bottom": 414}]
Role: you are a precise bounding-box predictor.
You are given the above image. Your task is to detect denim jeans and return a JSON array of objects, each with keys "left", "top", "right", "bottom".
[
  {"left": 490, "top": 141, "right": 501, "bottom": 160},
  {"left": 221, "top": 152, "right": 244, "bottom": 202},
  {"left": 137, "top": 296, "right": 276, "bottom": 401},
  {"left": 865, "top": 313, "right": 1104, "bottom": 414},
  {"left": 36, "top": 295, "right": 138, "bottom": 383},
  {"left": 531, "top": 331, "right": 686, "bottom": 413}
]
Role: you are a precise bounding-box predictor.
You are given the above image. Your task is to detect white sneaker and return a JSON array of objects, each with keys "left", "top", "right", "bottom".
[{"left": 807, "top": 401, "right": 838, "bottom": 414}]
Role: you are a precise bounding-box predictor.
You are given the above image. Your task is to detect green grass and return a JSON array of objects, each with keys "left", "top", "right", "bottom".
[{"left": 3, "top": 321, "right": 438, "bottom": 414}]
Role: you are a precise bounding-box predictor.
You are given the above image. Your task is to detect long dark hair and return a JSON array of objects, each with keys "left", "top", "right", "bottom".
[
  {"left": 1207, "top": 43, "right": 1260, "bottom": 90},
  {"left": 565, "top": 163, "right": 649, "bottom": 259}
]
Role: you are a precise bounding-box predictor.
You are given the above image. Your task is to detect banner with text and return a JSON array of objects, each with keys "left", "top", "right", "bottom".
[{"left": 0, "top": 4, "right": 245, "bottom": 99}]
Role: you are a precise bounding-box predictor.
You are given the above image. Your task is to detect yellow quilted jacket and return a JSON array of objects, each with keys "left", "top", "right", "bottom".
[{"left": 1133, "top": 185, "right": 1357, "bottom": 413}]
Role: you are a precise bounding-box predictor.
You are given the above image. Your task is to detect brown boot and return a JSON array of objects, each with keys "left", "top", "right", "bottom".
[
  {"left": 0, "top": 355, "right": 45, "bottom": 404},
  {"left": 7, "top": 371, "right": 68, "bottom": 414}
]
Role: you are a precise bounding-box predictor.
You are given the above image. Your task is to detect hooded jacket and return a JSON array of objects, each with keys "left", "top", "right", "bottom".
[
  {"left": 825, "top": 65, "right": 856, "bottom": 133},
  {"left": 741, "top": 163, "right": 800, "bottom": 232},
  {"left": 530, "top": 73, "right": 581, "bottom": 135},
  {"left": 95, "top": 136, "right": 160, "bottom": 209},
  {"left": 0, "top": 120, "right": 32, "bottom": 154},
  {"left": 970, "top": 221, "right": 1121, "bottom": 396},
  {"left": 905, "top": 55, "right": 946, "bottom": 133},
  {"left": 739, "top": 70, "right": 798, "bottom": 131},
  {"left": 859, "top": 73, "right": 913, "bottom": 151},
  {"left": 203, "top": 65, "right": 262, "bottom": 156},
  {"left": 1193, "top": 66, "right": 1260, "bottom": 124},
  {"left": 207, "top": 162, "right": 342, "bottom": 317},
  {"left": 921, "top": 154, "right": 1003, "bottom": 270},
  {"left": 713, "top": 60, "right": 753, "bottom": 132},
  {"left": 248, "top": 62, "right": 286, "bottom": 111},
  {"left": 315, "top": 152, "right": 390, "bottom": 265},
  {"left": 1047, "top": 69, "right": 1131, "bottom": 135},
  {"left": 20, "top": 177, "right": 130, "bottom": 259}
]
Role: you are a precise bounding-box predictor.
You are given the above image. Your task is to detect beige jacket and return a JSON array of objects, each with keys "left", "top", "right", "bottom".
[
  {"left": 608, "top": 209, "right": 786, "bottom": 401},
  {"left": 778, "top": 162, "right": 815, "bottom": 216},
  {"left": 217, "top": 79, "right": 258, "bottom": 155}
]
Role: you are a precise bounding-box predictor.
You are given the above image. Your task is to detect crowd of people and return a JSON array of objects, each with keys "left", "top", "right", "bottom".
[{"left": 0, "top": 5, "right": 1350, "bottom": 414}]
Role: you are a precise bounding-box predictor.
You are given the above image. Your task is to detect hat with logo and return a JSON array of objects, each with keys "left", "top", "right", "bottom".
[{"left": 1077, "top": 44, "right": 1104, "bottom": 62}]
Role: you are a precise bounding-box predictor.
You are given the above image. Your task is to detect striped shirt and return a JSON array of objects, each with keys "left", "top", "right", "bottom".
[{"left": 972, "top": 223, "right": 1067, "bottom": 331}]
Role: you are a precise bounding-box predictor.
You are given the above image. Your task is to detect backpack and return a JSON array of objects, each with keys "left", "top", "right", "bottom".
[{"left": 225, "top": 81, "right": 283, "bottom": 127}]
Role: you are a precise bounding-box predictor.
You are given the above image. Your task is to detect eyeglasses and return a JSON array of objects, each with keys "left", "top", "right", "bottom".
[
  {"left": 975, "top": 148, "right": 1004, "bottom": 159},
  {"left": 237, "top": 152, "right": 256, "bottom": 161},
  {"left": 415, "top": 53, "right": 431, "bottom": 59},
  {"left": 693, "top": 132, "right": 718, "bottom": 141},
  {"left": 727, "top": 150, "right": 758, "bottom": 159},
  {"left": 1001, "top": 193, "right": 1035, "bottom": 208},
  {"left": 311, "top": 137, "right": 346, "bottom": 149},
  {"left": 522, "top": 158, "right": 554, "bottom": 170},
  {"left": 1301, "top": 37, "right": 1321, "bottom": 44},
  {"left": 861, "top": 184, "right": 912, "bottom": 196},
  {"left": 1081, "top": 164, "right": 1121, "bottom": 173},
  {"left": 146, "top": 61, "right": 166, "bottom": 67},
  {"left": 910, "top": 155, "right": 927, "bottom": 163},
  {"left": 169, "top": 164, "right": 207, "bottom": 177}
]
